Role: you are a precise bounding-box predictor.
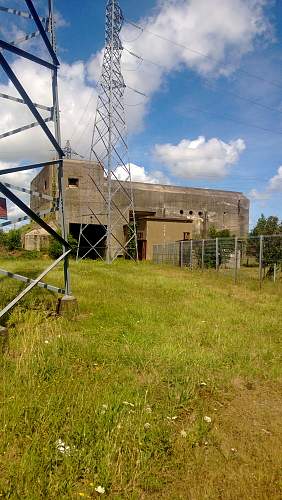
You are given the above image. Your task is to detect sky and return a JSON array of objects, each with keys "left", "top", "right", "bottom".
[{"left": 1, "top": 0, "right": 282, "bottom": 227}]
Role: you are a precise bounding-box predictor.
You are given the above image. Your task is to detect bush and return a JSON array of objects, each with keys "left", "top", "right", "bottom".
[
  {"left": 0, "top": 230, "right": 7, "bottom": 248},
  {"left": 48, "top": 231, "right": 77, "bottom": 259},
  {"left": 4, "top": 229, "right": 22, "bottom": 251}
]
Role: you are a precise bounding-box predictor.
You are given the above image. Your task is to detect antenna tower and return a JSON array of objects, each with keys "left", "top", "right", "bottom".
[{"left": 78, "top": 0, "right": 137, "bottom": 263}]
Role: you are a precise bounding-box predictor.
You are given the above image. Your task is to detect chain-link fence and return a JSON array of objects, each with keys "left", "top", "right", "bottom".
[{"left": 153, "top": 235, "right": 282, "bottom": 287}]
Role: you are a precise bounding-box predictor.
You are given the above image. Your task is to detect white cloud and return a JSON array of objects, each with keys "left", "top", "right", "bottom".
[
  {"left": 0, "top": 0, "right": 272, "bottom": 199},
  {"left": 268, "top": 166, "right": 282, "bottom": 192},
  {"left": 54, "top": 11, "right": 70, "bottom": 29},
  {"left": 0, "top": 161, "right": 36, "bottom": 187},
  {"left": 248, "top": 165, "right": 282, "bottom": 208},
  {"left": 115, "top": 163, "right": 169, "bottom": 184},
  {"left": 85, "top": 0, "right": 272, "bottom": 132},
  {"left": 154, "top": 136, "right": 246, "bottom": 179},
  {"left": 0, "top": 57, "right": 98, "bottom": 163},
  {"left": 248, "top": 188, "right": 270, "bottom": 200}
]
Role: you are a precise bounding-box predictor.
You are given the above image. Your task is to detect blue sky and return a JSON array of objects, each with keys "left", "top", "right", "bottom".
[{"left": 1, "top": 0, "right": 282, "bottom": 226}]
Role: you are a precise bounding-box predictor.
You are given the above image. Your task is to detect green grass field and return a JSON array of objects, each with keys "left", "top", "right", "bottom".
[{"left": 0, "top": 257, "right": 281, "bottom": 499}]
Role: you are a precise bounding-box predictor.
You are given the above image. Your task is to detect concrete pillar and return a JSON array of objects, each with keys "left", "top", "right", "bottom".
[{"left": 56, "top": 295, "right": 78, "bottom": 319}]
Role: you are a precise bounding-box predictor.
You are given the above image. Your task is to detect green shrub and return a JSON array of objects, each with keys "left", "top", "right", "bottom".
[
  {"left": 5, "top": 229, "right": 22, "bottom": 251},
  {"left": 48, "top": 231, "right": 77, "bottom": 259}
]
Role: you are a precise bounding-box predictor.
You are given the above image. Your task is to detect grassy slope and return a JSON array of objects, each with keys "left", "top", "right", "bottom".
[{"left": 0, "top": 258, "right": 281, "bottom": 499}]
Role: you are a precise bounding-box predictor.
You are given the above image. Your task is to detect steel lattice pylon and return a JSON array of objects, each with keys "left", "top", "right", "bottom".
[
  {"left": 0, "top": 0, "right": 72, "bottom": 323},
  {"left": 77, "top": 0, "right": 137, "bottom": 263}
]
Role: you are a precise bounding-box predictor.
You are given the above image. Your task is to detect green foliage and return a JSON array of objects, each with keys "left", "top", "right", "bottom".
[
  {"left": 208, "top": 226, "right": 232, "bottom": 239},
  {"left": 0, "top": 230, "right": 6, "bottom": 247},
  {"left": 0, "top": 229, "right": 22, "bottom": 251},
  {"left": 250, "top": 214, "right": 282, "bottom": 237},
  {"left": 48, "top": 235, "right": 62, "bottom": 259},
  {"left": 249, "top": 215, "right": 282, "bottom": 277},
  {"left": 48, "top": 231, "right": 77, "bottom": 259}
]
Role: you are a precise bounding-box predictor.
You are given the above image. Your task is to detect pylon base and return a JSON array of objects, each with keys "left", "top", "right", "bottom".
[{"left": 56, "top": 296, "right": 78, "bottom": 319}]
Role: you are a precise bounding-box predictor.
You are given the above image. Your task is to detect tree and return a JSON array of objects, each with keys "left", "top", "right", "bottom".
[
  {"left": 250, "top": 214, "right": 282, "bottom": 236},
  {"left": 249, "top": 214, "right": 282, "bottom": 277}
]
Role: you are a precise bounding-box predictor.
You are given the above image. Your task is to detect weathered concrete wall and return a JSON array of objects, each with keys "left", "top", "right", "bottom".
[
  {"left": 130, "top": 182, "right": 249, "bottom": 237},
  {"left": 30, "top": 160, "right": 250, "bottom": 246},
  {"left": 30, "top": 165, "right": 54, "bottom": 213},
  {"left": 31, "top": 160, "right": 105, "bottom": 226}
]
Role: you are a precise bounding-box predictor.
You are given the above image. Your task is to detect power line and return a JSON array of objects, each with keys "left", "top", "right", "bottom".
[
  {"left": 124, "top": 48, "right": 282, "bottom": 137},
  {"left": 126, "top": 85, "right": 148, "bottom": 98},
  {"left": 70, "top": 89, "right": 96, "bottom": 142},
  {"left": 124, "top": 19, "right": 282, "bottom": 92},
  {"left": 124, "top": 47, "right": 282, "bottom": 117},
  {"left": 182, "top": 103, "right": 282, "bottom": 136}
]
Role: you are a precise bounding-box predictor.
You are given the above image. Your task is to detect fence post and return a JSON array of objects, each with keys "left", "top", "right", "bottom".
[
  {"left": 201, "top": 239, "right": 205, "bottom": 270},
  {"left": 180, "top": 241, "right": 184, "bottom": 268},
  {"left": 216, "top": 238, "right": 219, "bottom": 271},
  {"left": 234, "top": 237, "right": 238, "bottom": 284},
  {"left": 190, "top": 239, "right": 193, "bottom": 269},
  {"left": 259, "top": 235, "right": 264, "bottom": 290}
]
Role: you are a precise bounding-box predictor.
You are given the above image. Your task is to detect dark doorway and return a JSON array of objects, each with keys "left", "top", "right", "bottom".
[
  {"left": 138, "top": 240, "right": 147, "bottom": 260},
  {"left": 70, "top": 223, "right": 107, "bottom": 259}
]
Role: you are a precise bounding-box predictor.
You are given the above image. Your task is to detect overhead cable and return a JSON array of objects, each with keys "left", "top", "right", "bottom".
[{"left": 124, "top": 19, "right": 282, "bottom": 92}]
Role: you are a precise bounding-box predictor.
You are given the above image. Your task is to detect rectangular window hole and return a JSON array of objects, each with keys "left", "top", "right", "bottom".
[{"left": 68, "top": 178, "right": 79, "bottom": 188}]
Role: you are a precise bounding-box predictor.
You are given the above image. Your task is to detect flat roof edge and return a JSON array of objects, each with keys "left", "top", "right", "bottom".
[{"left": 129, "top": 180, "right": 245, "bottom": 196}]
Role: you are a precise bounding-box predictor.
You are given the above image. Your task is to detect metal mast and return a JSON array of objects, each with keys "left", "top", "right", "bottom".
[
  {"left": 78, "top": 0, "right": 137, "bottom": 263},
  {"left": 0, "top": 0, "right": 72, "bottom": 323}
]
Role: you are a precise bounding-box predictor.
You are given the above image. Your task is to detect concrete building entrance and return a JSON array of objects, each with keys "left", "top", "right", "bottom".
[{"left": 70, "top": 223, "right": 106, "bottom": 260}]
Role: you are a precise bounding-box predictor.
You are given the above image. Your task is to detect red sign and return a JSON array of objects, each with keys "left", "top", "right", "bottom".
[{"left": 0, "top": 198, "right": 7, "bottom": 219}]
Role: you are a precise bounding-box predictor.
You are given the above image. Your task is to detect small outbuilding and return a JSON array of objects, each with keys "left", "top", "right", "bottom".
[{"left": 23, "top": 224, "right": 57, "bottom": 252}]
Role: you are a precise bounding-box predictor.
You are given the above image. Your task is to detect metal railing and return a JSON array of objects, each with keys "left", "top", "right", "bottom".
[{"left": 153, "top": 235, "right": 282, "bottom": 287}]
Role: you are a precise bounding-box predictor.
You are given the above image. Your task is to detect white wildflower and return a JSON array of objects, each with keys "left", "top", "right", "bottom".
[
  {"left": 204, "top": 416, "right": 212, "bottom": 423},
  {"left": 180, "top": 430, "right": 187, "bottom": 438},
  {"left": 56, "top": 438, "right": 71, "bottom": 455},
  {"left": 95, "top": 485, "right": 105, "bottom": 494},
  {"left": 144, "top": 422, "right": 151, "bottom": 430},
  {"left": 123, "top": 401, "right": 134, "bottom": 407},
  {"left": 44, "top": 340, "right": 49, "bottom": 344},
  {"left": 145, "top": 406, "right": 152, "bottom": 413},
  {"left": 101, "top": 404, "right": 108, "bottom": 414},
  {"left": 231, "top": 447, "right": 237, "bottom": 453},
  {"left": 166, "top": 416, "right": 178, "bottom": 422},
  {"left": 200, "top": 382, "right": 207, "bottom": 387}
]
